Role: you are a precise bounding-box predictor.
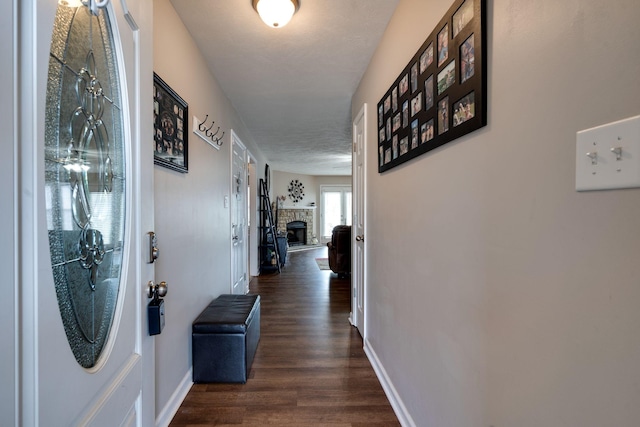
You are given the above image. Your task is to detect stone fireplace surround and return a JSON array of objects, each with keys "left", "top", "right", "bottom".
[{"left": 277, "top": 207, "right": 315, "bottom": 246}]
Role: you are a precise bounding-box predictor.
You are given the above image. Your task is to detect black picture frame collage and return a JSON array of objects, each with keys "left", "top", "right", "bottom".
[{"left": 377, "top": 0, "right": 486, "bottom": 173}]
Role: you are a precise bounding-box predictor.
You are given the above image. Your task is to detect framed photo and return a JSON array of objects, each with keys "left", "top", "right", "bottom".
[
  {"left": 392, "top": 135, "right": 399, "bottom": 160},
  {"left": 411, "top": 120, "right": 419, "bottom": 149},
  {"left": 411, "top": 62, "right": 419, "bottom": 92},
  {"left": 453, "top": 0, "right": 474, "bottom": 37},
  {"left": 460, "top": 34, "right": 475, "bottom": 83},
  {"left": 400, "top": 136, "right": 409, "bottom": 156},
  {"left": 392, "top": 86, "right": 399, "bottom": 112},
  {"left": 438, "top": 97, "right": 449, "bottom": 135},
  {"left": 437, "top": 60, "right": 456, "bottom": 95},
  {"left": 420, "top": 42, "right": 434, "bottom": 73},
  {"left": 399, "top": 74, "right": 409, "bottom": 95},
  {"left": 437, "top": 23, "right": 449, "bottom": 67},
  {"left": 411, "top": 93, "right": 422, "bottom": 117},
  {"left": 402, "top": 100, "right": 409, "bottom": 128},
  {"left": 425, "top": 75, "right": 435, "bottom": 110},
  {"left": 453, "top": 92, "right": 475, "bottom": 127},
  {"left": 421, "top": 119, "right": 435, "bottom": 143},
  {"left": 153, "top": 73, "right": 188, "bottom": 173},
  {"left": 376, "top": 0, "right": 486, "bottom": 173},
  {"left": 392, "top": 113, "right": 401, "bottom": 132}
]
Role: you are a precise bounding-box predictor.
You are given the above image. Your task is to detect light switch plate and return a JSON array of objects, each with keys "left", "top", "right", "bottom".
[{"left": 576, "top": 115, "right": 640, "bottom": 191}]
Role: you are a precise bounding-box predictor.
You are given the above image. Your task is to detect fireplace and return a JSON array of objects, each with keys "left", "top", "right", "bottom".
[{"left": 286, "top": 220, "right": 307, "bottom": 246}]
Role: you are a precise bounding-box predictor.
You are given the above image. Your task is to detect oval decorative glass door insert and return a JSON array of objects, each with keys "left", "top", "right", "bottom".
[{"left": 45, "top": 3, "right": 127, "bottom": 369}]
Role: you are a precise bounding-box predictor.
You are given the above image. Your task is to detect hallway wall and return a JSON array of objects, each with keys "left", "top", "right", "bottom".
[
  {"left": 153, "top": 0, "right": 266, "bottom": 419},
  {"left": 353, "top": 0, "right": 640, "bottom": 425}
]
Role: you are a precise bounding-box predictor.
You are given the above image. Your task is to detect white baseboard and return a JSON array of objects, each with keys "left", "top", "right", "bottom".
[
  {"left": 364, "top": 339, "right": 416, "bottom": 427},
  {"left": 155, "top": 368, "right": 193, "bottom": 427}
]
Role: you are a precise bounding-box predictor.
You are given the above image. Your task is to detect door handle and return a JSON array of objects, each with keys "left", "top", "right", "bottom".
[
  {"left": 355, "top": 235, "right": 364, "bottom": 242},
  {"left": 147, "top": 281, "right": 168, "bottom": 298},
  {"left": 147, "top": 281, "right": 167, "bottom": 335}
]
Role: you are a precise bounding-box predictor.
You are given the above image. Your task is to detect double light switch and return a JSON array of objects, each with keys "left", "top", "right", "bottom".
[{"left": 576, "top": 115, "right": 640, "bottom": 191}]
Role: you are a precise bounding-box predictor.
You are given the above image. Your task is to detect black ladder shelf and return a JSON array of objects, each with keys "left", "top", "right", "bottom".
[{"left": 259, "top": 178, "right": 281, "bottom": 273}]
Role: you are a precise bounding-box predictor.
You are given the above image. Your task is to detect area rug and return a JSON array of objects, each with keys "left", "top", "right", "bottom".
[{"left": 315, "top": 258, "right": 330, "bottom": 271}]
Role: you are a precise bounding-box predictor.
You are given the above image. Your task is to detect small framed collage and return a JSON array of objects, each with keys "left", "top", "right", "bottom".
[{"left": 377, "top": 0, "right": 486, "bottom": 173}]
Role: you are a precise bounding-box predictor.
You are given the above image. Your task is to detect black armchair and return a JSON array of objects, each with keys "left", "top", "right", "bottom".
[{"left": 327, "top": 225, "right": 351, "bottom": 276}]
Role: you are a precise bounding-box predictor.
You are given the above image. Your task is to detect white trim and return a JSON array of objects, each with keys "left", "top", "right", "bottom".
[
  {"left": 18, "top": 0, "right": 45, "bottom": 423},
  {"left": 155, "top": 369, "right": 193, "bottom": 427},
  {"left": 364, "top": 339, "right": 416, "bottom": 427}
]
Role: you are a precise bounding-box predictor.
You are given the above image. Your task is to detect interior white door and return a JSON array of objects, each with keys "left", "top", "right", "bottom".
[
  {"left": 231, "top": 131, "right": 249, "bottom": 294},
  {"left": 352, "top": 104, "right": 366, "bottom": 336},
  {"left": 19, "top": 1, "right": 154, "bottom": 425}
]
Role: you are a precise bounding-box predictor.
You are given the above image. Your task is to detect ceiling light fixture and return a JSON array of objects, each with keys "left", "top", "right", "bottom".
[{"left": 252, "top": 0, "right": 299, "bottom": 28}]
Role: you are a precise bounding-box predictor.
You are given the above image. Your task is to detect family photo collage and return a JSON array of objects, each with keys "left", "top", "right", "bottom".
[{"left": 377, "top": 0, "right": 486, "bottom": 173}]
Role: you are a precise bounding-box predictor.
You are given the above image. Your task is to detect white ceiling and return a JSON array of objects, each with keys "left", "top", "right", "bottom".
[{"left": 170, "top": 0, "right": 399, "bottom": 175}]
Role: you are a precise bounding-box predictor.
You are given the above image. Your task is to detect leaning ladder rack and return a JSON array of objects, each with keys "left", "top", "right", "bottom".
[{"left": 259, "top": 178, "right": 281, "bottom": 273}]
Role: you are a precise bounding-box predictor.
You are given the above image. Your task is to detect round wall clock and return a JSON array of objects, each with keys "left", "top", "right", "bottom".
[{"left": 288, "top": 179, "right": 305, "bottom": 203}]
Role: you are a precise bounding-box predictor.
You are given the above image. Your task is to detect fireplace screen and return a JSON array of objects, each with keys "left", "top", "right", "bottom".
[{"left": 286, "top": 221, "right": 307, "bottom": 246}]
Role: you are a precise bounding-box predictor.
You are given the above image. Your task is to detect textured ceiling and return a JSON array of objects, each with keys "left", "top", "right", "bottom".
[{"left": 170, "top": 0, "right": 399, "bottom": 175}]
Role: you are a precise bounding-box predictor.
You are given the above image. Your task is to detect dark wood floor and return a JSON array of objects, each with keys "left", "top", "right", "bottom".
[{"left": 169, "top": 247, "right": 400, "bottom": 426}]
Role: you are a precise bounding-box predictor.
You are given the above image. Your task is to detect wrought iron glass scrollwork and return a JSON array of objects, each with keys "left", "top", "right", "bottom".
[{"left": 45, "top": 2, "right": 126, "bottom": 368}]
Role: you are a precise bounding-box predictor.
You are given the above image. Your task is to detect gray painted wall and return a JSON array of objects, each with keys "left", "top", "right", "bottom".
[
  {"left": 153, "top": 0, "right": 267, "bottom": 416},
  {"left": 353, "top": 0, "right": 640, "bottom": 425}
]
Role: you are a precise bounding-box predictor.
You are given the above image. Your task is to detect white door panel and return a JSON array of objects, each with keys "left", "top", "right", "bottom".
[
  {"left": 19, "top": 1, "right": 153, "bottom": 425},
  {"left": 352, "top": 104, "right": 366, "bottom": 337},
  {"left": 231, "top": 131, "right": 249, "bottom": 294}
]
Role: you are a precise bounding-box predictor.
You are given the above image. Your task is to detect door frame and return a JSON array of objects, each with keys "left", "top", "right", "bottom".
[
  {"left": 351, "top": 104, "right": 366, "bottom": 337},
  {"left": 247, "top": 155, "right": 259, "bottom": 277}
]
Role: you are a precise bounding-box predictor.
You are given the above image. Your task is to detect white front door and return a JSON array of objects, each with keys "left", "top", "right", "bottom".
[
  {"left": 352, "top": 104, "right": 366, "bottom": 336},
  {"left": 19, "top": 1, "right": 154, "bottom": 425},
  {"left": 231, "top": 131, "right": 248, "bottom": 294}
]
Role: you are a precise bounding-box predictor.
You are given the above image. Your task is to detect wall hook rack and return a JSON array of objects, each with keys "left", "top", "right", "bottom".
[{"left": 193, "top": 115, "right": 224, "bottom": 150}]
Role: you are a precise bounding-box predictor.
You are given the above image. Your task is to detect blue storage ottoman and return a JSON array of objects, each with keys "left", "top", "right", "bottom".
[{"left": 192, "top": 294, "right": 260, "bottom": 383}]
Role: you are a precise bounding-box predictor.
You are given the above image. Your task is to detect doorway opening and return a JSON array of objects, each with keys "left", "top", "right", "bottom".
[{"left": 320, "top": 185, "right": 352, "bottom": 244}]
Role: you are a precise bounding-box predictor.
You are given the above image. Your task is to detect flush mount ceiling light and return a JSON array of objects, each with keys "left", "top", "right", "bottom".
[{"left": 252, "top": 0, "right": 299, "bottom": 28}]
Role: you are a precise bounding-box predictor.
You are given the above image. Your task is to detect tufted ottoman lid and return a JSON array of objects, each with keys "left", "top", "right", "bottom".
[{"left": 192, "top": 294, "right": 260, "bottom": 334}]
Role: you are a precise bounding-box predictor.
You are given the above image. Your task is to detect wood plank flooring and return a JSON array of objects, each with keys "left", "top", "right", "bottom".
[{"left": 169, "top": 247, "right": 400, "bottom": 426}]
